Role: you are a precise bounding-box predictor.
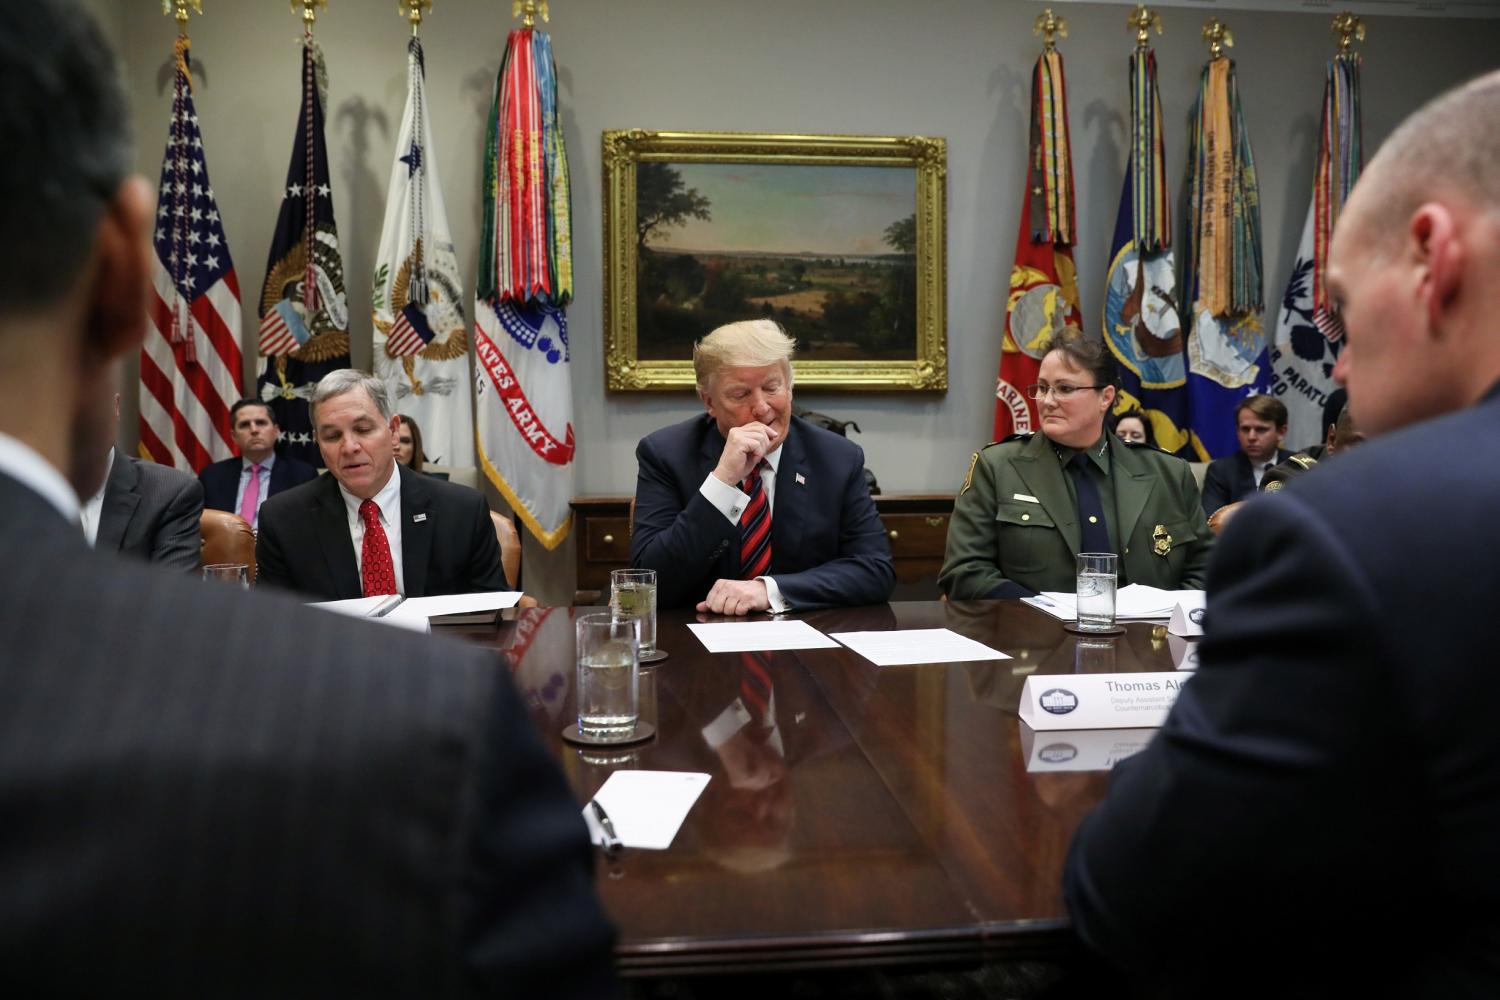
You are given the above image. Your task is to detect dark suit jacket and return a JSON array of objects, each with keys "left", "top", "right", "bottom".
[
  {"left": 630, "top": 414, "right": 895, "bottom": 610},
  {"left": 1199, "top": 447, "right": 1292, "bottom": 515},
  {"left": 97, "top": 452, "right": 203, "bottom": 572},
  {"left": 256, "top": 464, "right": 507, "bottom": 601},
  {"left": 1064, "top": 386, "right": 1500, "bottom": 997},
  {"left": 0, "top": 471, "right": 615, "bottom": 996},
  {"left": 198, "top": 451, "right": 317, "bottom": 515}
]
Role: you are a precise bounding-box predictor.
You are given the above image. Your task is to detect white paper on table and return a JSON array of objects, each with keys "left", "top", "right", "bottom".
[
  {"left": 1022, "top": 585, "right": 1201, "bottom": 623},
  {"left": 686, "top": 619, "right": 839, "bottom": 653},
  {"left": 829, "top": 628, "right": 1011, "bottom": 667},
  {"left": 310, "top": 595, "right": 397, "bottom": 618},
  {"left": 581, "top": 770, "right": 711, "bottom": 851},
  {"left": 397, "top": 591, "right": 523, "bottom": 618},
  {"left": 308, "top": 595, "right": 427, "bottom": 632}
]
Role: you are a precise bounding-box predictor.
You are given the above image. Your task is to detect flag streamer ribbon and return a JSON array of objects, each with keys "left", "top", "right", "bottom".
[
  {"left": 1130, "top": 50, "right": 1170, "bottom": 252},
  {"left": 1029, "top": 50, "right": 1075, "bottom": 245},
  {"left": 1313, "top": 53, "right": 1361, "bottom": 325},
  {"left": 1184, "top": 57, "right": 1262, "bottom": 319}
]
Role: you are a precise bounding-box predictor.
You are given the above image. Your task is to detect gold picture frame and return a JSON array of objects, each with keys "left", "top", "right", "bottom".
[{"left": 602, "top": 130, "right": 947, "bottom": 391}]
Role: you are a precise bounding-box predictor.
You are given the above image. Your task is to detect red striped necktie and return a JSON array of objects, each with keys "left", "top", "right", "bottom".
[{"left": 739, "top": 460, "right": 772, "bottom": 581}]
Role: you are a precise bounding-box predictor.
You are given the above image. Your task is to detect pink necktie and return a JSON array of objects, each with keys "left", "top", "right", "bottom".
[{"left": 239, "top": 463, "right": 263, "bottom": 527}]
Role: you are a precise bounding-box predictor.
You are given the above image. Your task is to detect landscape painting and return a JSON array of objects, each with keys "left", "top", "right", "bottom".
[{"left": 602, "top": 131, "right": 947, "bottom": 391}]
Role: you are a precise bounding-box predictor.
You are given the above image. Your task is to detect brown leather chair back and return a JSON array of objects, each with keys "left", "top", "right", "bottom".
[
  {"left": 200, "top": 509, "right": 256, "bottom": 583},
  {"left": 490, "top": 511, "right": 521, "bottom": 590},
  {"left": 1207, "top": 501, "right": 1245, "bottom": 536}
]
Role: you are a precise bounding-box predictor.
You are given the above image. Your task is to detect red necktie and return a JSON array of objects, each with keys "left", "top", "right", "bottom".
[
  {"left": 360, "top": 499, "right": 397, "bottom": 596},
  {"left": 739, "top": 461, "right": 772, "bottom": 580}
]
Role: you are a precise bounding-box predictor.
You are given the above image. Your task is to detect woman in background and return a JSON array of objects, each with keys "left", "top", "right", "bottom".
[
  {"left": 1112, "top": 408, "right": 1155, "bottom": 448},
  {"left": 395, "top": 414, "right": 426, "bottom": 473}
]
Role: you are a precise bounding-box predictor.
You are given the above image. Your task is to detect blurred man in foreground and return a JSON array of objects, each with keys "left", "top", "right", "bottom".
[{"left": 1066, "top": 70, "right": 1500, "bottom": 997}]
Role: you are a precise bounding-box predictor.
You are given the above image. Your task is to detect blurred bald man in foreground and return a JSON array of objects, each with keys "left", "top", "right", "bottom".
[{"left": 1066, "top": 71, "right": 1500, "bottom": 997}]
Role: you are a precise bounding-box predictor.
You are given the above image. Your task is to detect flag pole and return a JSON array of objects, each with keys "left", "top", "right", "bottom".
[
  {"left": 1127, "top": 4, "right": 1162, "bottom": 52},
  {"left": 1033, "top": 8, "right": 1066, "bottom": 53},
  {"left": 293, "top": 0, "right": 327, "bottom": 31},
  {"left": 163, "top": 0, "right": 203, "bottom": 37},
  {"left": 1202, "top": 18, "right": 1233, "bottom": 61},
  {"left": 513, "top": 1, "right": 550, "bottom": 28},
  {"left": 1332, "top": 11, "right": 1365, "bottom": 54}
]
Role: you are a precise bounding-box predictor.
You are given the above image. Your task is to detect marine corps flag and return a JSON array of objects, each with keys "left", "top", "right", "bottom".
[
  {"left": 1181, "top": 48, "right": 1267, "bottom": 460},
  {"left": 1101, "top": 46, "right": 1191, "bottom": 457},
  {"left": 255, "top": 33, "right": 350, "bottom": 467},
  {"left": 475, "top": 25, "right": 575, "bottom": 548},
  {"left": 1270, "top": 52, "right": 1362, "bottom": 449},
  {"left": 995, "top": 48, "right": 1081, "bottom": 441},
  {"left": 139, "top": 35, "right": 244, "bottom": 472},
  {"left": 372, "top": 35, "right": 472, "bottom": 473}
]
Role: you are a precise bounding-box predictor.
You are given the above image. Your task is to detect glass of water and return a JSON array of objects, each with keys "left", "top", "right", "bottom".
[
  {"left": 1075, "top": 553, "right": 1118, "bottom": 632},
  {"left": 610, "top": 568, "right": 659, "bottom": 659},
  {"left": 202, "top": 563, "right": 249, "bottom": 588},
  {"left": 575, "top": 612, "right": 640, "bottom": 742}
]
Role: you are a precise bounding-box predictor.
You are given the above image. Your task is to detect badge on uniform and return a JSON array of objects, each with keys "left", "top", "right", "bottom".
[
  {"left": 1152, "top": 524, "right": 1172, "bottom": 556},
  {"left": 961, "top": 451, "right": 979, "bottom": 496}
]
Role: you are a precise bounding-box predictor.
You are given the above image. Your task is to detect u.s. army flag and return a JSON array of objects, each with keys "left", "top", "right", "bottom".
[{"left": 372, "top": 35, "right": 472, "bottom": 473}]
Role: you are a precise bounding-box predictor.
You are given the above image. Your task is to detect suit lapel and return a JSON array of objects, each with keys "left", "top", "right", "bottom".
[
  {"left": 400, "top": 466, "right": 432, "bottom": 598},
  {"left": 1012, "top": 434, "right": 1082, "bottom": 555},
  {"left": 771, "top": 423, "right": 807, "bottom": 572},
  {"left": 95, "top": 454, "right": 139, "bottom": 553},
  {"left": 313, "top": 475, "right": 361, "bottom": 599},
  {"left": 1111, "top": 439, "right": 1158, "bottom": 546}
]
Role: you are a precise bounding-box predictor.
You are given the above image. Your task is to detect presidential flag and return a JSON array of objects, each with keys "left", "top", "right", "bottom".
[
  {"left": 475, "top": 27, "right": 575, "bottom": 549},
  {"left": 255, "top": 35, "right": 349, "bottom": 467},
  {"left": 1101, "top": 47, "right": 1191, "bottom": 456},
  {"left": 372, "top": 35, "right": 472, "bottom": 473},
  {"left": 995, "top": 48, "right": 1081, "bottom": 441},
  {"left": 1181, "top": 54, "right": 1267, "bottom": 460},
  {"left": 1270, "top": 53, "right": 1362, "bottom": 449},
  {"left": 139, "top": 37, "right": 243, "bottom": 473}
]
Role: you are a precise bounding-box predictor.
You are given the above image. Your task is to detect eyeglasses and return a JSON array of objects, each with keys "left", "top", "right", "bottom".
[{"left": 1026, "top": 383, "right": 1107, "bottom": 400}]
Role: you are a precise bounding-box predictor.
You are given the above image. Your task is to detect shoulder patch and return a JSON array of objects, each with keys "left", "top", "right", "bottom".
[
  {"left": 960, "top": 451, "right": 980, "bottom": 495},
  {"left": 1290, "top": 453, "right": 1318, "bottom": 470}
]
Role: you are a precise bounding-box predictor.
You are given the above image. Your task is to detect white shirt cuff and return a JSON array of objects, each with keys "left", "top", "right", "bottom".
[
  {"left": 760, "top": 576, "right": 790, "bottom": 613},
  {"left": 699, "top": 472, "right": 751, "bottom": 525}
]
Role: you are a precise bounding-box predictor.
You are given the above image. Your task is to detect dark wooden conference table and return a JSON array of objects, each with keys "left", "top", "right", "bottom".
[{"left": 479, "top": 600, "right": 1181, "bottom": 978}]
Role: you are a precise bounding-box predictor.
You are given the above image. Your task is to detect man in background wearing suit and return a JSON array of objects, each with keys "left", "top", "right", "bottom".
[
  {"left": 1197, "top": 393, "right": 1292, "bottom": 515},
  {"left": 1065, "top": 71, "right": 1500, "bottom": 997},
  {"left": 197, "top": 398, "right": 316, "bottom": 530},
  {"left": 79, "top": 394, "right": 203, "bottom": 571},
  {"left": 630, "top": 320, "right": 894, "bottom": 614},
  {"left": 256, "top": 369, "right": 508, "bottom": 601},
  {"left": 0, "top": 3, "right": 615, "bottom": 993}
]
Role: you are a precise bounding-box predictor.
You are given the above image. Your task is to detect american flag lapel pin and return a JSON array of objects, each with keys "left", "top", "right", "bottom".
[
  {"left": 413, "top": 513, "right": 428, "bottom": 523},
  {"left": 795, "top": 472, "right": 806, "bottom": 486}
]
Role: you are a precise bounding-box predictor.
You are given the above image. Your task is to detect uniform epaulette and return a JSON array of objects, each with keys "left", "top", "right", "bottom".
[
  {"left": 1122, "top": 440, "right": 1187, "bottom": 461},
  {"left": 994, "top": 432, "right": 1033, "bottom": 446},
  {"left": 1289, "top": 453, "right": 1319, "bottom": 470}
]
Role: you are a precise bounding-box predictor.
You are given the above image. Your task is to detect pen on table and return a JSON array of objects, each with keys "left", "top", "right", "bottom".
[{"left": 590, "top": 799, "right": 623, "bottom": 857}]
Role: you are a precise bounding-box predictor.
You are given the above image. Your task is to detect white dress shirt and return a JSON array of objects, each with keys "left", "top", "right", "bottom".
[
  {"left": 79, "top": 447, "right": 116, "bottom": 546},
  {"left": 0, "top": 431, "right": 81, "bottom": 526},
  {"left": 698, "top": 442, "right": 790, "bottom": 612},
  {"left": 338, "top": 464, "right": 405, "bottom": 595}
]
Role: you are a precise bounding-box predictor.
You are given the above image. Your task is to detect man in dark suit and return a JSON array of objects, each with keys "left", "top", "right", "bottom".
[
  {"left": 90, "top": 447, "right": 203, "bottom": 571},
  {"left": 257, "top": 370, "right": 507, "bottom": 601},
  {"left": 0, "top": 4, "right": 615, "bottom": 993},
  {"left": 1198, "top": 393, "right": 1292, "bottom": 515},
  {"left": 630, "top": 320, "right": 894, "bottom": 614},
  {"left": 197, "top": 398, "right": 316, "bottom": 530},
  {"left": 1065, "top": 71, "right": 1500, "bottom": 996}
]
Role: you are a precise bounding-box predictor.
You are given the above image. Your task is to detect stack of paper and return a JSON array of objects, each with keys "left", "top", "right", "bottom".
[
  {"left": 1022, "top": 585, "right": 1204, "bottom": 623},
  {"left": 309, "top": 591, "right": 522, "bottom": 631}
]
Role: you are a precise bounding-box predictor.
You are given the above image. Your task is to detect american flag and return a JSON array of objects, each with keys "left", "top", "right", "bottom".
[
  {"left": 139, "top": 46, "right": 242, "bottom": 473},
  {"left": 385, "top": 302, "right": 436, "bottom": 357}
]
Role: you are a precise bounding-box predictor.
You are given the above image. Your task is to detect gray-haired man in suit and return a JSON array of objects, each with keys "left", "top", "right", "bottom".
[{"left": 0, "top": 3, "right": 616, "bottom": 994}]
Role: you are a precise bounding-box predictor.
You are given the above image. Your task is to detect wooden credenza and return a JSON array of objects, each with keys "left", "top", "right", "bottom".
[{"left": 570, "top": 493, "right": 955, "bottom": 600}]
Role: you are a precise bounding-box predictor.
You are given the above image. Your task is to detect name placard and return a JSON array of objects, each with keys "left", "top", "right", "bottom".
[
  {"left": 1019, "top": 725, "right": 1155, "bottom": 772},
  {"left": 1017, "top": 671, "right": 1190, "bottom": 730}
]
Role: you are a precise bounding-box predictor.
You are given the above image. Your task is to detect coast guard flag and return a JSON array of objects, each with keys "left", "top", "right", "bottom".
[
  {"left": 372, "top": 35, "right": 472, "bottom": 473},
  {"left": 1101, "top": 47, "right": 1191, "bottom": 457},
  {"left": 475, "top": 27, "right": 575, "bottom": 549},
  {"left": 255, "top": 35, "right": 350, "bottom": 467},
  {"left": 1270, "top": 53, "right": 1362, "bottom": 449},
  {"left": 995, "top": 48, "right": 1081, "bottom": 441},
  {"left": 1181, "top": 54, "right": 1267, "bottom": 460},
  {"left": 139, "top": 37, "right": 243, "bottom": 472}
]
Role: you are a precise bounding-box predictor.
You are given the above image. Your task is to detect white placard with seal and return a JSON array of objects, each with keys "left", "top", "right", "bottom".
[
  {"left": 1019, "top": 725, "right": 1156, "bottom": 772},
  {"left": 1168, "top": 593, "right": 1207, "bottom": 636},
  {"left": 1017, "top": 671, "right": 1190, "bottom": 730}
]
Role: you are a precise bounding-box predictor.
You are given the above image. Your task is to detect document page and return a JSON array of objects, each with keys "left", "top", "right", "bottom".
[
  {"left": 829, "top": 628, "right": 1012, "bottom": 667},
  {"left": 582, "top": 770, "right": 711, "bottom": 851},
  {"left": 686, "top": 619, "right": 839, "bottom": 653},
  {"left": 394, "top": 591, "right": 523, "bottom": 618}
]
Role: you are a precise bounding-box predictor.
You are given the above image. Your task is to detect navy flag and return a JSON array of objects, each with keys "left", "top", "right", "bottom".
[{"left": 255, "top": 36, "right": 349, "bottom": 466}]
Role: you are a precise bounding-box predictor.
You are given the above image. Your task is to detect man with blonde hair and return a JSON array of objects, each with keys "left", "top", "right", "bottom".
[
  {"left": 1065, "top": 70, "right": 1500, "bottom": 996},
  {"left": 631, "top": 319, "right": 893, "bottom": 613}
]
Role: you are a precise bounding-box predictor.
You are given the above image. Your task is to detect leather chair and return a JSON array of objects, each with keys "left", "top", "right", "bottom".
[
  {"left": 1207, "top": 501, "right": 1245, "bottom": 536},
  {"left": 489, "top": 510, "right": 537, "bottom": 608},
  {"left": 200, "top": 509, "right": 256, "bottom": 583}
]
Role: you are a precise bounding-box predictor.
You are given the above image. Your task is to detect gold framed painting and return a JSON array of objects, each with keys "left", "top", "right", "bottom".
[{"left": 602, "top": 130, "right": 947, "bottom": 391}]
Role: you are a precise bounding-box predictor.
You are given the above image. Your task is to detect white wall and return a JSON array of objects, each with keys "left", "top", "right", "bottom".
[{"left": 103, "top": 0, "right": 1500, "bottom": 603}]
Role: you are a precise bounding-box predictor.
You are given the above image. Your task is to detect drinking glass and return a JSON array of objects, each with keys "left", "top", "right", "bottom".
[
  {"left": 1075, "top": 553, "right": 1117, "bottom": 632},
  {"left": 610, "top": 568, "right": 658, "bottom": 658},
  {"left": 202, "top": 563, "right": 249, "bottom": 588},
  {"left": 575, "top": 613, "right": 640, "bottom": 742}
]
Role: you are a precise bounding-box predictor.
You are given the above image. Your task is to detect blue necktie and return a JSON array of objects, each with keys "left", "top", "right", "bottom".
[{"left": 1067, "top": 452, "right": 1111, "bottom": 554}]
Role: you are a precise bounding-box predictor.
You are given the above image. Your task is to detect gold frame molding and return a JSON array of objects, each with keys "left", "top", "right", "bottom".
[{"left": 602, "top": 129, "right": 948, "bottom": 392}]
